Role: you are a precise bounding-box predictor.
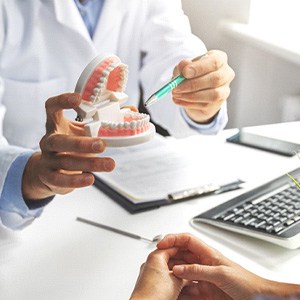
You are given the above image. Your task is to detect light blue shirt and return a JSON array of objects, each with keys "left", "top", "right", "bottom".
[
  {"left": 0, "top": 0, "right": 226, "bottom": 229},
  {"left": 74, "top": 0, "right": 104, "bottom": 38},
  {"left": 180, "top": 103, "right": 228, "bottom": 135}
]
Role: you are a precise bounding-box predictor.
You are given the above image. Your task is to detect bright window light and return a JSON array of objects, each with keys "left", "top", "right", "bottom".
[{"left": 249, "top": 0, "right": 300, "bottom": 31}]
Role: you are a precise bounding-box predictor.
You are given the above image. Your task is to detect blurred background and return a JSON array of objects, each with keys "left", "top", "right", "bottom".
[{"left": 182, "top": 0, "right": 300, "bottom": 129}]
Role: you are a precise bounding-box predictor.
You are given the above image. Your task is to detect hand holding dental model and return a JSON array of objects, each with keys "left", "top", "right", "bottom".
[
  {"left": 22, "top": 93, "right": 116, "bottom": 201},
  {"left": 74, "top": 54, "right": 155, "bottom": 147},
  {"left": 23, "top": 55, "right": 156, "bottom": 201}
]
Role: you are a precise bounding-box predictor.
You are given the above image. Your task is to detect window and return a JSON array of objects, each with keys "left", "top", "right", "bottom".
[{"left": 249, "top": 0, "right": 300, "bottom": 31}]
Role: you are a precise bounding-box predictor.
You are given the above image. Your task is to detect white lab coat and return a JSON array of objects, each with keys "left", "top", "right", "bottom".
[{"left": 0, "top": 0, "right": 207, "bottom": 199}]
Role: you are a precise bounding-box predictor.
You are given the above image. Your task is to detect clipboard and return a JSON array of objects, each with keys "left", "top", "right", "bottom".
[
  {"left": 93, "top": 174, "right": 243, "bottom": 213},
  {"left": 92, "top": 135, "right": 244, "bottom": 213},
  {"left": 93, "top": 176, "right": 165, "bottom": 213}
]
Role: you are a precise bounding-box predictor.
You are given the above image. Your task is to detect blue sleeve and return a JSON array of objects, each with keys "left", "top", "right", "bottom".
[
  {"left": 0, "top": 151, "right": 52, "bottom": 230},
  {"left": 180, "top": 102, "right": 228, "bottom": 135}
]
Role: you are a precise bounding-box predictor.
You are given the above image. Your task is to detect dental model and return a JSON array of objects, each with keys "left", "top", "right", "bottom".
[{"left": 74, "top": 54, "right": 155, "bottom": 147}]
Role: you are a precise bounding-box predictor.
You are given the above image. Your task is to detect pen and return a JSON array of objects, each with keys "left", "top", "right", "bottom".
[
  {"left": 167, "top": 179, "right": 244, "bottom": 202},
  {"left": 144, "top": 53, "right": 207, "bottom": 107}
]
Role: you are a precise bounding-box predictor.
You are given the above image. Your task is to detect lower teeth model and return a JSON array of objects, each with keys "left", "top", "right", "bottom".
[{"left": 74, "top": 54, "right": 155, "bottom": 147}]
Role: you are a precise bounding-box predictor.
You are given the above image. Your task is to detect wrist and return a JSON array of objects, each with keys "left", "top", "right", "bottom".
[
  {"left": 185, "top": 107, "right": 216, "bottom": 124},
  {"left": 262, "top": 280, "right": 300, "bottom": 297},
  {"left": 22, "top": 152, "right": 53, "bottom": 200}
]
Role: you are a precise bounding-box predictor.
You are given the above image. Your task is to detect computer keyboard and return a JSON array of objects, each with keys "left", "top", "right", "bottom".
[{"left": 191, "top": 167, "right": 300, "bottom": 249}]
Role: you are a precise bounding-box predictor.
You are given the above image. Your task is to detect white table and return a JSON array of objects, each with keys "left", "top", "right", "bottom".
[{"left": 1, "top": 126, "right": 300, "bottom": 300}]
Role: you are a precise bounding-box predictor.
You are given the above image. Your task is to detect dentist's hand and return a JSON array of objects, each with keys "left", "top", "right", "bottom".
[
  {"left": 22, "top": 93, "right": 115, "bottom": 201},
  {"left": 172, "top": 49, "right": 235, "bottom": 124}
]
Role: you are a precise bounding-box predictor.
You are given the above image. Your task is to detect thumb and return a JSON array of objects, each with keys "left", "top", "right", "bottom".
[{"left": 173, "top": 264, "right": 220, "bottom": 284}]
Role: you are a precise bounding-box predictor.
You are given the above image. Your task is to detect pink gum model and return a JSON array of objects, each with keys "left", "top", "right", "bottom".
[{"left": 74, "top": 54, "right": 155, "bottom": 147}]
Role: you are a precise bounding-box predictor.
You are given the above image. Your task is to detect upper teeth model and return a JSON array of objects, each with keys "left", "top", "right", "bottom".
[{"left": 74, "top": 54, "right": 155, "bottom": 147}]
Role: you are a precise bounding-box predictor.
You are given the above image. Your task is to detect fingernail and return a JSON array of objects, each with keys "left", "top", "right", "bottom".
[
  {"left": 173, "top": 265, "right": 184, "bottom": 275},
  {"left": 92, "top": 140, "right": 104, "bottom": 152},
  {"left": 104, "top": 159, "right": 115, "bottom": 171},
  {"left": 185, "top": 66, "right": 196, "bottom": 78},
  {"left": 84, "top": 174, "right": 94, "bottom": 185}
]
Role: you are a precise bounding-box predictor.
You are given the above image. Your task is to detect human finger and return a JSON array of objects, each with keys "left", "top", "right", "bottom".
[
  {"left": 45, "top": 93, "right": 81, "bottom": 116},
  {"left": 45, "top": 93, "right": 81, "bottom": 132},
  {"left": 39, "top": 170, "right": 96, "bottom": 193},
  {"left": 123, "top": 105, "right": 139, "bottom": 112},
  {"left": 146, "top": 247, "right": 179, "bottom": 265},
  {"left": 173, "top": 85, "right": 230, "bottom": 108},
  {"left": 168, "top": 250, "right": 200, "bottom": 267},
  {"left": 40, "top": 134, "right": 107, "bottom": 154},
  {"left": 179, "top": 50, "right": 228, "bottom": 80},
  {"left": 157, "top": 233, "right": 220, "bottom": 262},
  {"left": 43, "top": 154, "right": 115, "bottom": 173},
  {"left": 174, "top": 64, "right": 234, "bottom": 94},
  {"left": 172, "top": 263, "right": 227, "bottom": 285}
]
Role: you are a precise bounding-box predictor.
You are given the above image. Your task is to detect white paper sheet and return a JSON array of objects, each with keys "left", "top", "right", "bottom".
[{"left": 94, "top": 135, "right": 239, "bottom": 203}]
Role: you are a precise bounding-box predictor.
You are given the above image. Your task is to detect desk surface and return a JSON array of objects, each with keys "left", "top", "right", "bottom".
[{"left": 1, "top": 125, "right": 300, "bottom": 300}]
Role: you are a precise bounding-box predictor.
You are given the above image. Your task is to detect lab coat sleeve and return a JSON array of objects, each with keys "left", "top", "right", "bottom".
[
  {"left": 139, "top": 0, "right": 227, "bottom": 137},
  {"left": 0, "top": 79, "right": 45, "bottom": 230},
  {"left": 0, "top": 6, "right": 45, "bottom": 230}
]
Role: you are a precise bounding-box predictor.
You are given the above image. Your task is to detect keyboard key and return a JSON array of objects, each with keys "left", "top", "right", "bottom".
[{"left": 192, "top": 170, "right": 300, "bottom": 249}]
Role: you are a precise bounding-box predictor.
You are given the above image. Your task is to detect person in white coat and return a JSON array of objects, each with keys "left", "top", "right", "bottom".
[{"left": 0, "top": 0, "right": 235, "bottom": 229}]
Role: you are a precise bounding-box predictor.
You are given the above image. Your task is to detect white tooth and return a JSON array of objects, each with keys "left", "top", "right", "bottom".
[
  {"left": 102, "top": 70, "right": 109, "bottom": 77},
  {"left": 124, "top": 122, "right": 130, "bottom": 128},
  {"left": 93, "top": 88, "right": 100, "bottom": 95},
  {"left": 118, "top": 123, "right": 124, "bottom": 129},
  {"left": 128, "top": 111, "right": 135, "bottom": 117},
  {"left": 137, "top": 120, "right": 142, "bottom": 128},
  {"left": 130, "top": 120, "right": 137, "bottom": 129},
  {"left": 99, "top": 77, "right": 105, "bottom": 83},
  {"left": 110, "top": 123, "right": 117, "bottom": 129},
  {"left": 107, "top": 66, "right": 114, "bottom": 72},
  {"left": 101, "top": 122, "right": 108, "bottom": 128}
]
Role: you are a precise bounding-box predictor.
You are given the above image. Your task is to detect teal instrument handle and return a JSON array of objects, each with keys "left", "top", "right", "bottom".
[
  {"left": 155, "top": 74, "right": 185, "bottom": 99},
  {"left": 145, "top": 53, "right": 207, "bottom": 107}
]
